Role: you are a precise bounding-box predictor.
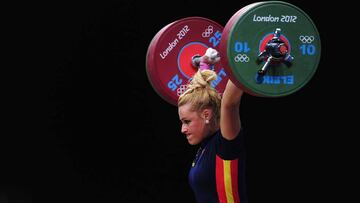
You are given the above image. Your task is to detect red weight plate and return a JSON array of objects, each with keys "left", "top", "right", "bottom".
[{"left": 146, "top": 17, "right": 226, "bottom": 106}]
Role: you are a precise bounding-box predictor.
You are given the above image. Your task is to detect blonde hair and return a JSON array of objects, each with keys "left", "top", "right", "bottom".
[{"left": 178, "top": 69, "right": 222, "bottom": 125}]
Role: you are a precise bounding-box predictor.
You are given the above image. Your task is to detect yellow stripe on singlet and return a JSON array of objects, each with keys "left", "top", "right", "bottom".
[{"left": 223, "top": 160, "right": 234, "bottom": 203}]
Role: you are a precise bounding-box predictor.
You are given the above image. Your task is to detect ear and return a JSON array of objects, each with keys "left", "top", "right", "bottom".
[{"left": 201, "top": 108, "right": 212, "bottom": 120}]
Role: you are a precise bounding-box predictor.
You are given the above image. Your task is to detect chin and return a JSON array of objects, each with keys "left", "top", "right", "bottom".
[{"left": 188, "top": 139, "right": 199, "bottom": 146}]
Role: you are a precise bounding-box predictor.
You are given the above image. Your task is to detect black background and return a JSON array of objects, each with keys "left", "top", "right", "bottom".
[{"left": 2, "top": 0, "right": 352, "bottom": 202}]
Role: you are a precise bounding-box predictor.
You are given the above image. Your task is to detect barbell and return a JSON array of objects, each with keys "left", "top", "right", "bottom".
[{"left": 146, "top": 1, "right": 321, "bottom": 106}]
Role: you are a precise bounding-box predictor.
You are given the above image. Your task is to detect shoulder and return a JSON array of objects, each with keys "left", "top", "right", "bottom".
[{"left": 215, "top": 128, "right": 245, "bottom": 160}]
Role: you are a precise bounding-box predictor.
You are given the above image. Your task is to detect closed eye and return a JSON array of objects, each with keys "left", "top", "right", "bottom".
[{"left": 181, "top": 120, "right": 191, "bottom": 125}]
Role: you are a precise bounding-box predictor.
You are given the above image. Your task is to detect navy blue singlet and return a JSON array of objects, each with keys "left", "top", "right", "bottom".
[{"left": 188, "top": 129, "right": 247, "bottom": 203}]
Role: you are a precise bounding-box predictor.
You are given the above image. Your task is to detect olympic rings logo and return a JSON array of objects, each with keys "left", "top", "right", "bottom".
[
  {"left": 202, "top": 25, "right": 213, "bottom": 38},
  {"left": 177, "top": 85, "right": 187, "bottom": 96},
  {"left": 234, "top": 54, "right": 250, "bottom": 63},
  {"left": 299, "top": 35, "right": 314, "bottom": 43}
]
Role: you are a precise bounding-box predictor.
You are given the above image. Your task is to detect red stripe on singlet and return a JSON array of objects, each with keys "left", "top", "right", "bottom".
[
  {"left": 216, "top": 155, "right": 227, "bottom": 203},
  {"left": 231, "top": 159, "right": 240, "bottom": 203}
]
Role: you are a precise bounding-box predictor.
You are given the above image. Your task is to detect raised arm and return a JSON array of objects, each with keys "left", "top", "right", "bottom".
[{"left": 220, "top": 78, "right": 244, "bottom": 140}]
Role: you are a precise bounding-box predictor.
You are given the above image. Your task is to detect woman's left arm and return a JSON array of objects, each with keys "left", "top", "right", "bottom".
[{"left": 220, "top": 79, "right": 244, "bottom": 140}]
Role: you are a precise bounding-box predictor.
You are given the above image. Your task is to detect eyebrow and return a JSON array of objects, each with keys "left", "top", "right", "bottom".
[{"left": 180, "top": 117, "right": 188, "bottom": 121}]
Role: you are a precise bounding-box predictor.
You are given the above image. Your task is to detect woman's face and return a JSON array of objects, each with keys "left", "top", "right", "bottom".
[{"left": 178, "top": 103, "right": 209, "bottom": 145}]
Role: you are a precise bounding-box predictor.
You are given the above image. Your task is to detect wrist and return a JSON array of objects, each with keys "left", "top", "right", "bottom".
[{"left": 199, "top": 61, "right": 211, "bottom": 71}]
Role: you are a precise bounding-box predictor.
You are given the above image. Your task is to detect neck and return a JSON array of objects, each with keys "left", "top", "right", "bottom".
[
  {"left": 209, "top": 124, "right": 220, "bottom": 135},
  {"left": 206, "top": 126, "right": 219, "bottom": 138}
]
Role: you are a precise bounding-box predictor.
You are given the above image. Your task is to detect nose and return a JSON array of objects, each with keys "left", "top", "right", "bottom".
[{"left": 181, "top": 124, "right": 187, "bottom": 134}]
